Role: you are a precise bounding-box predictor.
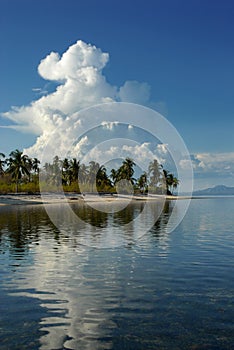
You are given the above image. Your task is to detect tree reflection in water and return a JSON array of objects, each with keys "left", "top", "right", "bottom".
[
  {"left": 0, "top": 200, "right": 176, "bottom": 350},
  {"left": 0, "top": 200, "right": 174, "bottom": 257},
  {"left": 0, "top": 205, "right": 60, "bottom": 257},
  {"left": 150, "top": 201, "right": 173, "bottom": 235}
]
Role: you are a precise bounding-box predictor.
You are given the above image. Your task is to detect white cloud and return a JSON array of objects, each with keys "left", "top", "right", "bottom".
[
  {"left": 179, "top": 159, "right": 192, "bottom": 170},
  {"left": 38, "top": 40, "right": 109, "bottom": 81},
  {"left": 190, "top": 152, "right": 234, "bottom": 177},
  {"left": 119, "top": 80, "right": 151, "bottom": 104},
  {"left": 72, "top": 135, "right": 89, "bottom": 157},
  {"left": 169, "top": 151, "right": 234, "bottom": 190},
  {"left": 196, "top": 152, "right": 234, "bottom": 170},
  {"left": 1, "top": 40, "right": 154, "bottom": 159},
  {"left": 32, "top": 88, "right": 42, "bottom": 92},
  {"left": 81, "top": 141, "right": 164, "bottom": 173},
  {"left": 101, "top": 121, "right": 119, "bottom": 130},
  {"left": 156, "top": 143, "right": 168, "bottom": 155}
]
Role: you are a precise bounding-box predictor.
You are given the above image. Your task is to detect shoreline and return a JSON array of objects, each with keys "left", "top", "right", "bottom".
[
  {"left": 1, "top": 193, "right": 232, "bottom": 207},
  {"left": 0, "top": 193, "right": 193, "bottom": 207}
]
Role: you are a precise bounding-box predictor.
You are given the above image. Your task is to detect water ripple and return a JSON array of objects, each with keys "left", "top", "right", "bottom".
[{"left": 0, "top": 198, "right": 233, "bottom": 349}]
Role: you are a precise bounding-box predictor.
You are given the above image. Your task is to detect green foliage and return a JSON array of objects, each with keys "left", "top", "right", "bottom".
[
  {"left": 20, "top": 182, "right": 40, "bottom": 193},
  {"left": 0, "top": 150, "right": 180, "bottom": 195},
  {"left": 7, "top": 149, "right": 31, "bottom": 192},
  {"left": 0, "top": 181, "right": 15, "bottom": 194},
  {"left": 62, "top": 182, "right": 81, "bottom": 193}
]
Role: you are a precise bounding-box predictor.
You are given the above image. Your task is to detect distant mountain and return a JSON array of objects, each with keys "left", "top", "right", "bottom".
[{"left": 193, "top": 185, "right": 234, "bottom": 196}]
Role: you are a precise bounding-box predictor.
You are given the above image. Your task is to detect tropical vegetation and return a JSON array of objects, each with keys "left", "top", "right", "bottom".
[{"left": 0, "top": 149, "right": 179, "bottom": 195}]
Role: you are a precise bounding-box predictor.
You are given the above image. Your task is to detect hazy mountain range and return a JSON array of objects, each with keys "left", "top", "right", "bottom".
[{"left": 193, "top": 185, "right": 234, "bottom": 196}]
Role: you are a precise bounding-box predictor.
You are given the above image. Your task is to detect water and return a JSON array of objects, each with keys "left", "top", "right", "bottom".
[{"left": 0, "top": 198, "right": 233, "bottom": 349}]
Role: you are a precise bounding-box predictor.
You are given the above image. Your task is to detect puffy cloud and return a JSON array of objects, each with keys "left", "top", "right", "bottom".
[
  {"left": 119, "top": 80, "right": 151, "bottom": 104},
  {"left": 122, "top": 142, "right": 155, "bottom": 164},
  {"left": 191, "top": 152, "right": 234, "bottom": 176},
  {"left": 38, "top": 40, "right": 109, "bottom": 81},
  {"left": 156, "top": 143, "right": 168, "bottom": 155},
  {"left": 1, "top": 40, "right": 153, "bottom": 158},
  {"left": 185, "top": 152, "right": 234, "bottom": 190},
  {"left": 179, "top": 152, "right": 234, "bottom": 181},
  {"left": 72, "top": 135, "right": 90, "bottom": 157},
  {"left": 101, "top": 121, "right": 119, "bottom": 130},
  {"left": 179, "top": 159, "right": 193, "bottom": 170},
  {"left": 80, "top": 140, "right": 168, "bottom": 174}
]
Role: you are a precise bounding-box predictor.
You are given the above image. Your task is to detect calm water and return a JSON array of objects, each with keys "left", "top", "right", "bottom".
[{"left": 0, "top": 198, "right": 233, "bottom": 350}]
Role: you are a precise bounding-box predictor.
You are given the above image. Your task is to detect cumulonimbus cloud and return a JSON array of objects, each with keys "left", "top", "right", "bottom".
[{"left": 1, "top": 40, "right": 151, "bottom": 158}]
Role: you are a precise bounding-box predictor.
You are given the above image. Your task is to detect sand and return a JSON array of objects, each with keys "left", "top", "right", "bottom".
[{"left": 0, "top": 193, "right": 192, "bottom": 207}]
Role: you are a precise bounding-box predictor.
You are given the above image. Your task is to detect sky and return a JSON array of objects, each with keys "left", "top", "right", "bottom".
[{"left": 0, "top": 0, "right": 234, "bottom": 190}]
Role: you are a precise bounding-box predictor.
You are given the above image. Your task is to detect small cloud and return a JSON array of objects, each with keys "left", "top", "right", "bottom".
[
  {"left": 156, "top": 143, "right": 168, "bottom": 154},
  {"left": 179, "top": 159, "right": 193, "bottom": 170},
  {"left": 32, "top": 87, "right": 48, "bottom": 96},
  {"left": 101, "top": 121, "right": 119, "bottom": 130}
]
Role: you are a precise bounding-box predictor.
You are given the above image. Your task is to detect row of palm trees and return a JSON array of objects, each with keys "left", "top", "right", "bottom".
[{"left": 0, "top": 150, "right": 179, "bottom": 194}]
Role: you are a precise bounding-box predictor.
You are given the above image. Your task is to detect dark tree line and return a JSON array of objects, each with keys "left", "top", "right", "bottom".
[{"left": 0, "top": 150, "right": 179, "bottom": 194}]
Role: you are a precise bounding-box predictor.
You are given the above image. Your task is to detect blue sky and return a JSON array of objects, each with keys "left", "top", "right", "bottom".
[{"left": 0, "top": 0, "right": 234, "bottom": 189}]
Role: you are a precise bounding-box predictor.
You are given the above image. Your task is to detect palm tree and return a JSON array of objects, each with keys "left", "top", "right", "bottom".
[
  {"left": 163, "top": 169, "right": 179, "bottom": 195},
  {"left": 137, "top": 172, "right": 148, "bottom": 194},
  {"left": 96, "top": 165, "right": 111, "bottom": 191},
  {"left": 162, "top": 169, "right": 169, "bottom": 194},
  {"left": 110, "top": 168, "right": 118, "bottom": 186},
  {"left": 32, "top": 158, "right": 40, "bottom": 174},
  {"left": 78, "top": 163, "right": 88, "bottom": 185},
  {"left": 69, "top": 158, "right": 80, "bottom": 184},
  {"left": 26, "top": 157, "right": 33, "bottom": 182},
  {"left": 88, "top": 161, "right": 100, "bottom": 192},
  {"left": 62, "top": 158, "right": 70, "bottom": 185},
  {"left": 0, "top": 153, "right": 5, "bottom": 176},
  {"left": 168, "top": 173, "right": 174, "bottom": 194},
  {"left": 52, "top": 156, "right": 62, "bottom": 186},
  {"left": 112, "top": 158, "right": 136, "bottom": 194},
  {"left": 148, "top": 159, "right": 162, "bottom": 191},
  {"left": 43, "top": 162, "right": 51, "bottom": 179},
  {"left": 172, "top": 176, "right": 179, "bottom": 194},
  {"left": 118, "top": 157, "right": 136, "bottom": 184},
  {"left": 7, "top": 149, "right": 30, "bottom": 192}
]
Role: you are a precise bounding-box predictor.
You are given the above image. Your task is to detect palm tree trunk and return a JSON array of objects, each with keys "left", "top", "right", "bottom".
[{"left": 16, "top": 176, "right": 18, "bottom": 193}]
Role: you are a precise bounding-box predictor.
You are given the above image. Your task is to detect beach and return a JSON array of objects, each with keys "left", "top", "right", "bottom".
[{"left": 0, "top": 193, "right": 192, "bottom": 207}]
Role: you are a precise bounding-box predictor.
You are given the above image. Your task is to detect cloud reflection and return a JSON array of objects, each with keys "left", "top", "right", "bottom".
[{"left": 0, "top": 202, "right": 173, "bottom": 349}]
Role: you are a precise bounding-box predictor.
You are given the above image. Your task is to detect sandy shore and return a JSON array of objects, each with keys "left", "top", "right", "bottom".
[
  {"left": 0, "top": 193, "right": 82, "bottom": 206},
  {"left": 0, "top": 193, "right": 192, "bottom": 207}
]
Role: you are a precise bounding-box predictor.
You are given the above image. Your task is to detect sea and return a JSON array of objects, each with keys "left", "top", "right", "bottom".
[{"left": 0, "top": 197, "right": 233, "bottom": 349}]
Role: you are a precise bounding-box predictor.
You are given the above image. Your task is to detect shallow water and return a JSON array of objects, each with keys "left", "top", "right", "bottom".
[{"left": 0, "top": 198, "right": 233, "bottom": 349}]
